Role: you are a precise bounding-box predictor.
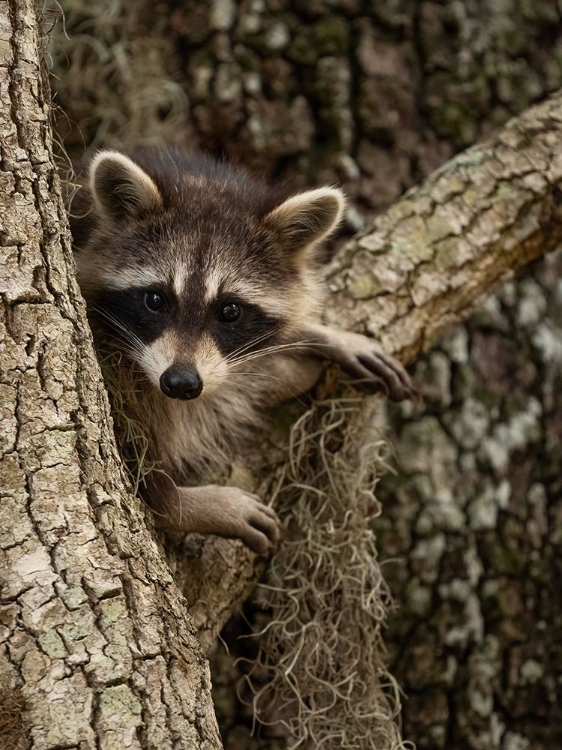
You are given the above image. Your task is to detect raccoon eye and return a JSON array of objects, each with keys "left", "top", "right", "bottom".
[
  {"left": 219, "top": 302, "right": 241, "bottom": 323},
  {"left": 144, "top": 291, "right": 167, "bottom": 312}
]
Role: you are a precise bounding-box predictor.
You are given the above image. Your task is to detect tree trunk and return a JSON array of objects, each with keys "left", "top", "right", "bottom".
[
  {"left": 0, "top": 2, "right": 221, "bottom": 748},
  {"left": 375, "top": 245, "right": 562, "bottom": 750}
]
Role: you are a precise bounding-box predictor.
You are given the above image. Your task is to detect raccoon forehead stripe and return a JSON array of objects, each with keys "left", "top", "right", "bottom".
[
  {"left": 173, "top": 262, "right": 192, "bottom": 299},
  {"left": 100, "top": 266, "right": 163, "bottom": 290},
  {"left": 203, "top": 268, "right": 222, "bottom": 304}
]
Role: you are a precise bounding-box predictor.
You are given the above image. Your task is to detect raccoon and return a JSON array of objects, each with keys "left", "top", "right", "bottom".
[{"left": 70, "top": 148, "right": 414, "bottom": 555}]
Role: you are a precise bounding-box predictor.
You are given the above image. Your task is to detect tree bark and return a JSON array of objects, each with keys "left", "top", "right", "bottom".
[
  {"left": 0, "top": 2, "right": 221, "bottom": 748},
  {"left": 375, "top": 243, "right": 562, "bottom": 750},
  {"left": 49, "top": 0, "right": 562, "bottom": 213}
]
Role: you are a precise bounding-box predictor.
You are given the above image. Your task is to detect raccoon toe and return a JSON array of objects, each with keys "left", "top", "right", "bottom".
[
  {"left": 241, "top": 494, "right": 282, "bottom": 555},
  {"left": 320, "top": 328, "right": 415, "bottom": 401},
  {"left": 242, "top": 526, "right": 277, "bottom": 556},
  {"left": 354, "top": 351, "right": 415, "bottom": 402}
]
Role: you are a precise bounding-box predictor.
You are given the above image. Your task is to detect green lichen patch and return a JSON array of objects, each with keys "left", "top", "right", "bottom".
[{"left": 287, "top": 16, "right": 350, "bottom": 66}]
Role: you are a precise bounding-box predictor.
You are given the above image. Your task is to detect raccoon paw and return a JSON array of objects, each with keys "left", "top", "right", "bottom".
[
  {"left": 162, "top": 485, "right": 282, "bottom": 555},
  {"left": 330, "top": 330, "right": 415, "bottom": 402},
  {"left": 225, "top": 489, "right": 282, "bottom": 556}
]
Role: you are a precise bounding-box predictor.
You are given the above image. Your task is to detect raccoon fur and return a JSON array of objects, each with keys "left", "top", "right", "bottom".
[{"left": 70, "top": 148, "right": 414, "bottom": 555}]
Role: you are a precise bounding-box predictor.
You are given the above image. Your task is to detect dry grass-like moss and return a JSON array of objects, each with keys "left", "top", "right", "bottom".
[
  {"left": 244, "top": 395, "right": 412, "bottom": 749},
  {"left": 0, "top": 688, "right": 27, "bottom": 750},
  {"left": 97, "top": 348, "right": 158, "bottom": 494},
  {"left": 45, "top": 0, "right": 187, "bottom": 154}
]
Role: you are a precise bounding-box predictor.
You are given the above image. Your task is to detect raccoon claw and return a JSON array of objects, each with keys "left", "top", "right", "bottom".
[
  {"left": 325, "top": 329, "right": 415, "bottom": 402},
  {"left": 236, "top": 491, "right": 282, "bottom": 556},
  {"left": 351, "top": 350, "right": 414, "bottom": 402}
]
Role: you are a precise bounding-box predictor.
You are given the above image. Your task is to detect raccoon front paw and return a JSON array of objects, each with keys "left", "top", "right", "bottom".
[
  {"left": 169, "top": 484, "right": 282, "bottom": 556},
  {"left": 221, "top": 487, "right": 282, "bottom": 556},
  {"left": 331, "top": 330, "right": 415, "bottom": 402}
]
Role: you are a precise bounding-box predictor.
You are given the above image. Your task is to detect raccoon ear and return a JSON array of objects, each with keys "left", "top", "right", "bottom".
[
  {"left": 89, "top": 151, "right": 163, "bottom": 223},
  {"left": 265, "top": 187, "right": 346, "bottom": 253}
]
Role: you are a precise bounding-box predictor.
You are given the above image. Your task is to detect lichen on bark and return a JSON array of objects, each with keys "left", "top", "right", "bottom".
[{"left": 376, "top": 248, "right": 562, "bottom": 749}]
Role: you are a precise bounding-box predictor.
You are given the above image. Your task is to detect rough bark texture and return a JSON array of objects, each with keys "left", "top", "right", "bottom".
[
  {"left": 44, "top": 1, "right": 562, "bottom": 747},
  {"left": 375, "top": 249, "right": 562, "bottom": 750},
  {"left": 0, "top": 2, "right": 221, "bottom": 748},
  {"left": 325, "top": 91, "right": 562, "bottom": 362}
]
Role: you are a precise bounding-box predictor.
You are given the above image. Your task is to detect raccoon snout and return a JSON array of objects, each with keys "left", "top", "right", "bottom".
[{"left": 160, "top": 366, "right": 203, "bottom": 400}]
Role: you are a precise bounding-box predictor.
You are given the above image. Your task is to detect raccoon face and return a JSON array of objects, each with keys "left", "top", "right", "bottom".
[
  {"left": 75, "top": 150, "right": 345, "bottom": 401},
  {"left": 91, "top": 279, "right": 287, "bottom": 400}
]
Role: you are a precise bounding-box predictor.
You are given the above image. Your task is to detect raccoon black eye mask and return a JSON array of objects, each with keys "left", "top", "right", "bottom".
[{"left": 70, "top": 147, "right": 415, "bottom": 555}]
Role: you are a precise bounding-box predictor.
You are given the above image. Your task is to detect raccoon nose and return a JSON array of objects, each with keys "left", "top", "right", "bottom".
[{"left": 160, "top": 366, "right": 203, "bottom": 400}]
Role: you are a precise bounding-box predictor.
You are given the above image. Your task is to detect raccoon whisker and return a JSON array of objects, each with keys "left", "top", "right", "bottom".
[
  {"left": 93, "top": 316, "right": 145, "bottom": 358},
  {"left": 226, "top": 321, "right": 332, "bottom": 363},
  {"left": 235, "top": 337, "right": 349, "bottom": 364},
  {"left": 89, "top": 305, "right": 142, "bottom": 350},
  {"left": 229, "top": 370, "right": 299, "bottom": 385},
  {"left": 226, "top": 313, "right": 344, "bottom": 361},
  {"left": 234, "top": 307, "right": 335, "bottom": 349},
  {"left": 229, "top": 340, "right": 309, "bottom": 362},
  {"left": 228, "top": 339, "right": 327, "bottom": 366},
  {"left": 90, "top": 305, "right": 159, "bottom": 368},
  {"left": 223, "top": 328, "right": 281, "bottom": 363}
]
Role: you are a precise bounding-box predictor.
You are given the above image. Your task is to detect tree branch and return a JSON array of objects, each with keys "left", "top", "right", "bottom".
[{"left": 327, "top": 91, "right": 562, "bottom": 360}]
